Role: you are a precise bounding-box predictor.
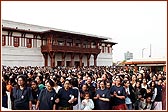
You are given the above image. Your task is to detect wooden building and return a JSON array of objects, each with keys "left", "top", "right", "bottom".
[{"left": 2, "top": 20, "right": 117, "bottom": 67}]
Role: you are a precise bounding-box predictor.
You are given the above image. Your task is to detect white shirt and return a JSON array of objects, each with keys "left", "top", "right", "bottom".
[
  {"left": 81, "top": 99, "right": 94, "bottom": 110},
  {"left": 53, "top": 86, "right": 62, "bottom": 93}
]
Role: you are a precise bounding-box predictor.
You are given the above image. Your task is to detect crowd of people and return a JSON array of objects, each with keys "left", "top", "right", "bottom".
[{"left": 2, "top": 65, "right": 166, "bottom": 110}]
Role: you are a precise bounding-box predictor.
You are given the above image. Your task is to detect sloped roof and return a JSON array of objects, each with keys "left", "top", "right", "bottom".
[
  {"left": 125, "top": 58, "right": 166, "bottom": 65},
  {"left": 2, "top": 20, "right": 111, "bottom": 40}
]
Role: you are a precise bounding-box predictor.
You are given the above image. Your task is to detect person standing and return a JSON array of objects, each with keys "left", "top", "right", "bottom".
[
  {"left": 53, "top": 77, "right": 62, "bottom": 94},
  {"left": 81, "top": 92, "right": 94, "bottom": 110},
  {"left": 154, "top": 79, "right": 163, "bottom": 110},
  {"left": 70, "top": 78, "right": 81, "bottom": 110},
  {"left": 123, "top": 80, "right": 132, "bottom": 110},
  {"left": 134, "top": 80, "right": 142, "bottom": 110},
  {"left": 94, "top": 80, "right": 111, "bottom": 110},
  {"left": 57, "top": 80, "right": 75, "bottom": 110},
  {"left": 110, "top": 77, "right": 127, "bottom": 110},
  {"left": 35, "top": 76, "right": 45, "bottom": 90},
  {"left": 162, "top": 79, "right": 166, "bottom": 110},
  {"left": 106, "top": 81, "right": 112, "bottom": 90},
  {"left": 30, "top": 80, "right": 41, "bottom": 110},
  {"left": 36, "top": 79, "right": 57, "bottom": 110},
  {"left": 139, "top": 96, "right": 152, "bottom": 110},
  {"left": 84, "top": 76, "right": 96, "bottom": 99},
  {"left": 2, "top": 81, "right": 8, "bottom": 108},
  {"left": 12, "top": 75, "right": 33, "bottom": 110},
  {"left": 141, "top": 78, "right": 148, "bottom": 90}
]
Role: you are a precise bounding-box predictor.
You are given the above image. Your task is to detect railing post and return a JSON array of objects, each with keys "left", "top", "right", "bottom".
[{"left": 42, "top": 52, "right": 48, "bottom": 66}]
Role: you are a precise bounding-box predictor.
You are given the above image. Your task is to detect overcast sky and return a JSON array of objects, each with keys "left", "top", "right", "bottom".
[{"left": 2, "top": 1, "right": 167, "bottom": 62}]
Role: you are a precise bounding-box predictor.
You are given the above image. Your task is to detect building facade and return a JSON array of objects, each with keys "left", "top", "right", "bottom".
[
  {"left": 124, "top": 51, "right": 133, "bottom": 60},
  {"left": 2, "top": 20, "right": 117, "bottom": 67}
]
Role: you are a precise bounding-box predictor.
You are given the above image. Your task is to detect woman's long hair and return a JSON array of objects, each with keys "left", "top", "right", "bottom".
[{"left": 16, "top": 75, "right": 27, "bottom": 89}]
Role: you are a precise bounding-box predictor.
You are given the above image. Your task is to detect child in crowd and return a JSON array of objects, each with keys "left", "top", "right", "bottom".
[
  {"left": 81, "top": 92, "right": 94, "bottom": 110},
  {"left": 139, "top": 96, "right": 152, "bottom": 110}
]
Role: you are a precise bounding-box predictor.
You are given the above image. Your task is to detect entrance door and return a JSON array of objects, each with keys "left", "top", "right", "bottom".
[
  {"left": 66, "top": 61, "right": 71, "bottom": 67},
  {"left": 75, "top": 61, "right": 80, "bottom": 67},
  {"left": 57, "top": 61, "right": 62, "bottom": 66}
]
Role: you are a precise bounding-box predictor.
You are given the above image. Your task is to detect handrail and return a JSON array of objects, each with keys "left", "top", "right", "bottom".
[{"left": 41, "top": 45, "right": 101, "bottom": 54}]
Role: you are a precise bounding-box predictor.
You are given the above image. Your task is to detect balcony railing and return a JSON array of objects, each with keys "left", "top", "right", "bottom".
[{"left": 41, "top": 45, "right": 101, "bottom": 54}]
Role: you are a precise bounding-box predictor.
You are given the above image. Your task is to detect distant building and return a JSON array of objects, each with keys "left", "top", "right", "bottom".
[
  {"left": 124, "top": 51, "right": 133, "bottom": 60},
  {"left": 124, "top": 58, "right": 166, "bottom": 73}
]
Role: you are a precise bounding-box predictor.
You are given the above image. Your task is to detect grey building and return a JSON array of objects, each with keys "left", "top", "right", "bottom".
[{"left": 124, "top": 51, "right": 133, "bottom": 60}]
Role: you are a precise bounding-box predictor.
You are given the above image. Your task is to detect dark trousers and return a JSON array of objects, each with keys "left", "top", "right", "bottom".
[{"left": 2, "top": 95, "right": 8, "bottom": 108}]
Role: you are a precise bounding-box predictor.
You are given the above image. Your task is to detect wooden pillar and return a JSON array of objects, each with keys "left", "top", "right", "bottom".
[
  {"left": 94, "top": 54, "right": 98, "bottom": 67},
  {"left": 81, "top": 38, "right": 83, "bottom": 48},
  {"left": 42, "top": 53, "right": 48, "bottom": 66},
  {"left": 87, "top": 54, "right": 91, "bottom": 67},
  {"left": 49, "top": 52, "right": 55, "bottom": 68},
  {"left": 53, "top": 35, "right": 58, "bottom": 45},
  {"left": 73, "top": 38, "right": 75, "bottom": 46},
  {"left": 79, "top": 54, "right": 83, "bottom": 67},
  {"left": 47, "top": 36, "right": 51, "bottom": 45},
  {"left": 71, "top": 53, "right": 75, "bottom": 67},
  {"left": 62, "top": 53, "right": 66, "bottom": 66},
  {"left": 55, "top": 36, "right": 58, "bottom": 45},
  {"left": 64, "top": 38, "right": 67, "bottom": 46}
]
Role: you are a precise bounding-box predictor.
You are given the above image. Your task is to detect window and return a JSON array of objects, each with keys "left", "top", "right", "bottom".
[
  {"left": 108, "top": 47, "right": 110, "bottom": 53},
  {"left": 7, "top": 36, "right": 10, "bottom": 46},
  {"left": 26, "top": 38, "right": 32, "bottom": 48},
  {"left": 67, "top": 42, "right": 72, "bottom": 46},
  {"left": 83, "top": 43, "right": 87, "bottom": 48},
  {"left": 75, "top": 40, "right": 81, "bottom": 47},
  {"left": 75, "top": 43, "right": 78, "bottom": 46},
  {"left": 83, "top": 41, "right": 88, "bottom": 48},
  {"left": 13, "top": 36, "right": 19, "bottom": 47},
  {"left": 58, "top": 41, "right": 64, "bottom": 46},
  {"left": 91, "top": 42, "right": 96, "bottom": 48},
  {"left": 2, "top": 35, "right": 6, "bottom": 46},
  {"left": 102, "top": 46, "right": 104, "bottom": 53},
  {"left": 52, "top": 39, "right": 57, "bottom": 45}
]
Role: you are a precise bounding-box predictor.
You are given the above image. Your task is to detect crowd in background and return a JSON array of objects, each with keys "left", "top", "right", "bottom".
[{"left": 2, "top": 65, "right": 166, "bottom": 110}]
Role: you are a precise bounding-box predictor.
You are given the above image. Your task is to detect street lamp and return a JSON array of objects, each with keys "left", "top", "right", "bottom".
[{"left": 142, "top": 48, "right": 145, "bottom": 58}]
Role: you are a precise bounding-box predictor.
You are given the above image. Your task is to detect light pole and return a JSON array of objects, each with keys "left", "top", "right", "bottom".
[
  {"left": 149, "top": 44, "right": 151, "bottom": 57},
  {"left": 142, "top": 48, "right": 145, "bottom": 58}
]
